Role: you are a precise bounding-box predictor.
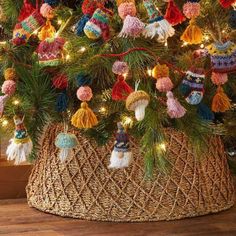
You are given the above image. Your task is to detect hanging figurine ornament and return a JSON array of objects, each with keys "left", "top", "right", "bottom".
[
  {"left": 111, "top": 60, "right": 133, "bottom": 101},
  {"left": 181, "top": 0, "right": 203, "bottom": 44},
  {"left": 109, "top": 122, "right": 133, "bottom": 169},
  {"left": 13, "top": 10, "right": 45, "bottom": 45},
  {"left": 142, "top": 0, "right": 175, "bottom": 42},
  {"left": 117, "top": 0, "right": 145, "bottom": 38},
  {"left": 179, "top": 68, "right": 205, "bottom": 105},
  {"left": 126, "top": 81, "right": 150, "bottom": 121},
  {"left": 55, "top": 125, "right": 78, "bottom": 163},
  {"left": 84, "top": 7, "right": 113, "bottom": 41},
  {"left": 164, "top": 0, "right": 186, "bottom": 26},
  {"left": 6, "top": 115, "right": 33, "bottom": 165}
]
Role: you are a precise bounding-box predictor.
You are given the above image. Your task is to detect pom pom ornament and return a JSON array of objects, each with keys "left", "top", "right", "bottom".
[
  {"left": 109, "top": 122, "right": 133, "bottom": 169},
  {"left": 55, "top": 132, "right": 78, "bottom": 162},
  {"left": 1, "top": 80, "right": 16, "bottom": 96},
  {"left": 118, "top": 2, "right": 137, "bottom": 20},
  {"left": 143, "top": 0, "right": 175, "bottom": 42},
  {"left": 183, "top": 1, "right": 201, "bottom": 19},
  {"left": 40, "top": 3, "right": 54, "bottom": 19},
  {"left": 13, "top": 10, "right": 45, "bottom": 45},
  {"left": 212, "top": 86, "right": 231, "bottom": 113},
  {"left": 211, "top": 72, "right": 228, "bottom": 86},
  {"left": 52, "top": 74, "right": 68, "bottom": 89},
  {"left": 126, "top": 88, "right": 150, "bottom": 121},
  {"left": 38, "top": 19, "right": 56, "bottom": 41},
  {"left": 71, "top": 102, "right": 98, "bottom": 129},
  {"left": 6, "top": 115, "right": 33, "bottom": 165},
  {"left": 219, "top": 0, "right": 236, "bottom": 8},
  {"left": 179, "top": 69, "right": 205, "bottom": 105},
  {"left": 166, "top": 91, "right": 186, "bottom": 119},
  {"left": 0, "top": 94, "right": 9, "bottom": 117},
  {"left": 84, "top": 8, "right": 112, "bottom": 41},
  {"left": 112, "top": 60, "right": 129, "bottom": 75},
  {"left": 164, "top": 0, "right": 186, "bottom": 26},
  {"left": 4, "top": 68, "right": 17, "bottom": 81},
  {"left": 18, "top": 0, "right": 36, "bottom": 22},
  {"left": 76, "top": 86, "right": 93, "bottom": 102}
]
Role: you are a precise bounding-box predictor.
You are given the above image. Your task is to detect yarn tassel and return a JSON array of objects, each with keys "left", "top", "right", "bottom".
[
  {"left": 56, "top": 92, "right": 68, "bottom": 113},
  {"left": 164, "top": 0, "right": 186, "bottom": 26},
  {"left": 112, "top": 75, "right": 133, "bottom": 101},
  {"left": 166, "top": 91, "right": 186, "bottom": 119},
  {"left": 211, "top": 72, "right": 228, "bottom": 85},
  {"left": 181, "top": 19, "right": 203, "bottom": 44},
  {"left": 197, "top": 103, "right": 215, "bottom": 121},
  {"left": 212, "top": 86, "right": 231, "bottom": 113},
  {"left": 18, "top": 0, "right": 35, "bottom": 22},
  {"left": 156, "top": 77, "right": 174, "bottom": 92},
  {"left": 71, "top": 102, "right": 98, "bottom": 129},
  {"left": 0, "top": 94, "right": 9, "bottom": 117},
  {"left": 38, "top": 19, "right": 56, "bottom": 41}
]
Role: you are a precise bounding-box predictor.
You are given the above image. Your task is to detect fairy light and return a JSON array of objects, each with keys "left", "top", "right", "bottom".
[
  {"left": 155, "top": 142, "right": 167, "bottom": 152},
  {"left": 123, "top": 72, "right": 128, "bottom": 78},
  {"left": 99, "top": 106, "right": 107, "bottom": 115},
  {"left": 66, "top": 54, "right": 70, "bottom": 61},
  {"left": 181, "top": 42, "right": 188, "bottom": 47},
  {"left": 12, "top": 99, "right": 20, "bottom": 105},
  {"left": 32, "top": 29, "right": 38, "bottom": 35},
  {"left": 200, "top": 43, "right": 205, "bottom": 49},
  {"left": 222, "top": 30, "right": 226, "bottom": 33},
  {"left": 79, "top": 47, "right": 86, "bottom": 53},
  {"left": 0, "top": 41, "right": 7, "bottom": 45},
  {"left": 164, "top": 41, "right": 168, "bottom": 47},
  {"left": 1, "top": 119, "right": 8, "bottom": 127},
  {"left": 204, "top": 35, "right": 210, "bottom": 41},
  {"left": 122, "top": 116, "right": 134, "bottom": 128},
  {"left": 57, "top": 20, "right": 62, "bottom": 25},
  {"left": 147, "top": 68, "right": 153, "bottom": 77}
]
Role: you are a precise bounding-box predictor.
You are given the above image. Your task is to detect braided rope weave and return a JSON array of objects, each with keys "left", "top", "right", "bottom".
[{"left": 26, "top": 124, "right": 235, "bottom": 222}]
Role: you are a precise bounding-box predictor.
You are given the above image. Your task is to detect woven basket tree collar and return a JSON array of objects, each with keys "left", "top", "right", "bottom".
[{"left": 126, "top": 90, "right": 150, "bottom": 111}]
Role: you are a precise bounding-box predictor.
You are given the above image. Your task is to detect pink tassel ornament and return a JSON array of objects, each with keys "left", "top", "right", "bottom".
[
  {"left": 1, "top": 80, "right": 16, "bottom": 96},
  {"left": 0, "top": 94, "right": 9, "bottom": 117},
  {"left": 156, "top": 77, "right": 174, "bottom": 93},
  {"left": 166, "top": 91, "right": 186, "bottom": 119},
  {"left": 76, "top": 86, "right": 93, "bottom": 102},
  {"left": 119, "top": 15, "right": 145, "bottom": 38},
  {"left": 211, "top": 72, "right": 228, "bottom": 86}
]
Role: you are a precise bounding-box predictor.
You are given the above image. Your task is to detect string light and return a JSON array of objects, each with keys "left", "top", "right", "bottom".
[
  {"left": 99, "top": 106, "right": 107, "bottom": 115},
  {"left": 200, "top": 43, "right": 205, "bottom": 49},
  {"left": 164, "top": 41, "right": 168, "bottom": 47},
  {"left": 32, "top": 29, "right": 38, "bottom": 35},
  {"left": 57, "top": 20, "right": 62, "bottom": 25},
  {"left": 79, "top": 47, "right": 86, "bottom": 53},
  {"left": 66, "top": 54, "right": 70, "bottom": 61},
  {"left": 12, "top": 99, "right": 20, "bottom": 105},
  {"left": 1, "top": 119, "right": 8, "bottom": 127},
  {"left": 123, "top": 72, "right": 128, "bottom": 78},
  {"left": 181, "top": 42, "right": 188, "bottom": 47},
  {"left": 147, "top": 68, "right": 153, "bottom": 77},
  {"left": 155, "top": 142, "right": 167, "bottom": 152},
  {"left": 204, "top": 35, "right": 210, "bottom": 41},
  {"left": 0, "top": 41, "right": 7, "bottom": 45}
]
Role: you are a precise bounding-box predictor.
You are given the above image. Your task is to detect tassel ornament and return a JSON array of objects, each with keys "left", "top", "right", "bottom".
[
  {"left": 211, "top": 72, "right": 228, "bottom": 86},
  {"left": 109, "top": 122, "right": 133, "bottom": 169},
  {"left": 166, "top": 91, "right": 186, "bottom": 119},
  {"left": 38, "top": 19, "right": 56, "bottom": 41},
  {"left": 55, "top": 132, "right": 78, "bottom": 162},
  {"left": 4, "top": 68, "right": 17, "bottom": 81},
  {"left": 71, "top": 102, "right": 98, "bottom": 129},
  {"left": 212, "top": 86, "right": 231, "bottom": 113},
  {"left": 6, "top": 115, "right": 33, "bottom": 165}
]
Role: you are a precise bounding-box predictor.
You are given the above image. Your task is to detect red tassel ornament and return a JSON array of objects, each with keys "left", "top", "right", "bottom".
[
  {"left": 219, "top": 0, "right": 236, "bottom": 8},
  {"left": 112, "top": 75, "right": 133, "bottom": 101},
  {"left": 165, "top": 0, "right": 186, "bottom": 26},
  {"left": 18, "top": 0, "right": 36, "bottom": 22}
]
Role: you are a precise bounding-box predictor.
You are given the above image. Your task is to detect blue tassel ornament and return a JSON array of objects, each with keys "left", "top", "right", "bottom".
[
  {"left": 76, "top": 73, "right": 92, "bottom": 87},
  {"left": 56, "top": 91, "right": 68, "bottom": 113},
  {"left": 197, "top": 103, "right": 215, "bottom": 121},
  {"left": 75, "top": 15, "right": 91, "bottom": 36}
]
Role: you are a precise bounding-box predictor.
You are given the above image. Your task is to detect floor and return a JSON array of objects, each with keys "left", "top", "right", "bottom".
[{"left": 0, "top": 199, "right": 236, "bottom": 236}]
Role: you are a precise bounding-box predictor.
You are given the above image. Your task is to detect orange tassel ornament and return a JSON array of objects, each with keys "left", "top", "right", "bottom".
[
  {"left": 212, "top": 86, "right": 231, "bottom": 113},
  {"left": 38, "top": 19, "right": 56, "bottom": 41}
]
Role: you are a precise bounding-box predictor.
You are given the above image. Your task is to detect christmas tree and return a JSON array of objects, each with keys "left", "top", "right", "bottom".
[{"left": 0, "top": 0, "right": 235, "bottom": 177}]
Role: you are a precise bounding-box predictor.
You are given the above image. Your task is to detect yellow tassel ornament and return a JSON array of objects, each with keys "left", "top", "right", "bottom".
[
  {"left": 4, "top": 68, "right": 17, "bottom": 81},
  {"left": 152, "top": 64, "right": 169, "bottom": 79},
  {"left": 212, "top": 86, "right": 231, "bottom": 113},
  {"left": 181, "top": 19, "right": 203, "bottom": 44},
  {"left": 38, "top": 19, "right": 56, "bottom": 41},
  {"left": 71, "top": 102, "right": 98, "bottom": 129}
]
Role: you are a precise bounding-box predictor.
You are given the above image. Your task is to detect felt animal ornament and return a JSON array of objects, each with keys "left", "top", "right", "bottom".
[
  {"left": 71, "top": 84, "right": 98, "bottom": 129},
  {"left": 84, "top": 7, "right": 112, "bottom": 41},
  {"left": 40, "top": 3, "right": 55, "bottom": 19},
  {"left": 38, "top": 19, "right": 56, "bottom": 41},
  {"left": 164, "top": 0, "right": 186, "bottom": 26},
  {"left": 18, "top": 0, "right": 36, "bottom": 22},
  {"left": 117, "top": 0, "right": 145, "bottom": 38},
  {"left": 13, "top": 10, "right": 45, "bottom": 45},
  {"left": 36, "top": 37, "right": 65, "bottom": 67},
  {"left": 206, "top": 41, "right": 236, "bottom": 73},
  {"left": 179, "top": 68, "right": 205, "bottom": 105},
  {"left": 75, "top": 0, "right": 102, "bottom": 36},
  {"left": 109, "top": 122, "right": 133, "bottom": 169},
  {"left": 181, "top": 0, "right": 203, "bottom": 44},
  {"left": 212, "top": 86, "right": 231, "bottom": 113},
  {"left": 6, "top": 115, "right": 33, "bottom": 165},
  {"left": 55, "top": 128, "right": 78, "bottom": 162},
  {"left": 229, "top": 8, "right": 236, "bottom": 29},
  {"left": 143, "top": 0, "right": 175, "bottom": 42},
  {"left": 111, "top": 60, "right": 133, "bottom": 101},
  {"left": 219, "top": 0, "right": 236, "bottom": 8},
  {"left": 126, "top": 82, "right": 150, "bottom": 121}
]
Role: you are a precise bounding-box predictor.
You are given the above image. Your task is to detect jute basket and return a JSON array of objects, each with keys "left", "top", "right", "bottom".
[{"left": 26, "top": 124, "right": 235, "bottom": 222}]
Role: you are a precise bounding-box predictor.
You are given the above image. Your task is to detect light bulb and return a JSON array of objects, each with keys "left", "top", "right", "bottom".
[
  {"left": 12, "top": 99, "right": 20, "bottom": 105},
  {"left": 147, "top": 68, "right": 153, "bottom": 77},
  {"left": 204, "top": 35, "right": 210, "bottom": 41},
  {"left": 66, "top": 54, "right": 70, "bottom": 61},
  {"left": 200, "top": 44, "right": 205, "bottom": 49},
  {"left": 79, "top": 47, "right": 86, "bottom": 53},
  {"left": 181, "top": 42, "right": 188, "bottom": 47},
  {"left": 99, "top": 106, "right": 107, "bottom": 115},
  {"left": 57, "top": 20, "right": 62, "bottom": 25},
  {"left": 1, "top": 119, "right": 8, "bottom": 127},
  {"left": 164, "top": 41, "right": 168, "bottom": 47},
  {"left": 155, "top": 142, "right": 167, "bottom": 152}
]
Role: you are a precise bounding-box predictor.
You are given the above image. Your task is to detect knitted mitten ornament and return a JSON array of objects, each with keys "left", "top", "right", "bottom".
[
  {"left": 181, "top": 0, "right": 203, "bottom": 44},
  {"left": 109, "top": 122, "right": 133, "bottom": 169},
  {"left": 219, "top": 0, "right": 236, "bottom": 8},
  {"left": 13, "top": 10, "right": 45, "bottom": 45},
  {"left": 164, "top": 0, "right": 186, "bottom": 26},
  {"left": 112, "top": 60, "right": 133, "bottom": 101},
  {"left": 6, "top": 115, "right": 33, "bottom": 165},
  {"left": 18, "top": 0, "right": 35, "bottom": 22},
  {"left": 179, "top": 68, "right": 205, "bottom": 105},
  {"left": 143, "top": 0, "right": 175, "bottom": 42},
  {"left": 38, "top": 19, "right": 56, "bottom": 41},
  {"left": 84, "top": 7, "right": 112, "bottom": 41},
  {"left": 117, "top": 0, "right": 145, "bottom": 38},
  {"left": 36, "top": 37, "right": 65, "bottom": 67}
]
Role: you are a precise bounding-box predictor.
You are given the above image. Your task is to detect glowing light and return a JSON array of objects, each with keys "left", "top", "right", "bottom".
[
  {"left": 147, "top": 68, "right": 153, "bottom": 77},
  {"left": 1, "top": 119, "right": 8, "bottom": 127},
  {"left": 99, "top": 106, "right": 107, "bottom": 115},
  {"left": 12, "top": 99, "right": 20, "bottom": 105},
  {"left": 123, "top": 72, "right": 128, "bottom": 78},
  {"left": 222, "top": 30, "right": 226, "bottom": 33},
  {"left": 164, "top": 41, "right": 168, "bottom": 47},
  {"left": 79, "top": 47, "right": 86, "bottom": 53},
  {"left": 181, "top": 42, "right": 188, "bottom": 47},
  {"left": 0, "top": 41, "right": 7, "bottom": 45},
  {"left": 122, "top": 116, "right": 134, "bottom": 128},
  {"left": 200, "top": 44, "right": 205, "bottom": 49},
  {"left": 155, "top": 142, "right": 167, "bottom": 152},
  {"left": 204, "top": 35, "right": 210, "bottom": 41},
  {"left": 32, "top": 29, "right": 38, "bottom": 35},
  {"left": 66, "top": 54, "right": 70, "bottom": 61},
  {"left": 57, "top": 20, "right": 62, "bottom": 25}
]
